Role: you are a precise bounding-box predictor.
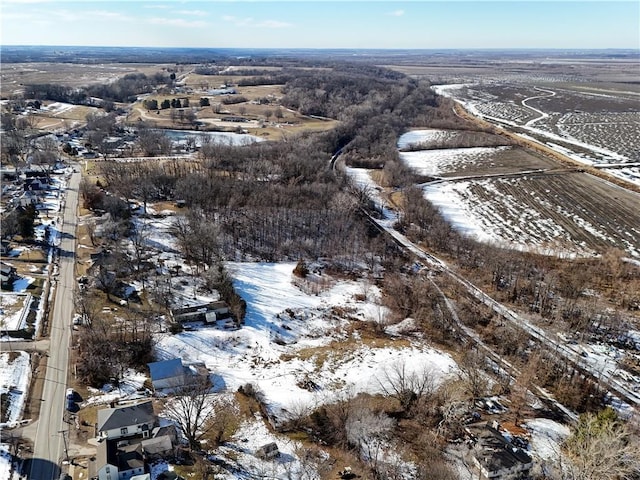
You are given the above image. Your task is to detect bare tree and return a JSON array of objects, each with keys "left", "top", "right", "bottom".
[
  {"left": 85, "top": 219, "right": 98, "bottom": 246},
  {"left": 346, "top": 404, "right": 395, "bottom": 475},
  {"left": 292, "top": 444, "right": 332, "bottom": 480},
  {"left": 458, "top": 349, "right": 488, "bottom": 407},
  {"left": 202, "top": 396, "right": 239, "bottom": 447},
  {"left": 510, "top": 352, "right": 541, "bottom": 425},
  {"left": 377, "top": 360, "right": 436, "bottom": 413},
  {"left": 130, "top": 220, "right": 151, "bottom": 280},
  {"left": 95, "top": 264, "right": 118, "bottom": 301},
  {"left": 137, "top": 127, "right": 172, "bottom": 157},
  {"left": 163, "top": 376, "right": 215, "bottom": 451},
  {"left": 74, "top": 289, "right": 101, "bottom": 329},
  {"left": 31, "top": 135, "right": 59, "bottom": 178}
]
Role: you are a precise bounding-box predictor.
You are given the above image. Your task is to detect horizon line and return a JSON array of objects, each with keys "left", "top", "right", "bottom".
[{"left": 2, "top": 45, "right": 639, "bottom": 51}]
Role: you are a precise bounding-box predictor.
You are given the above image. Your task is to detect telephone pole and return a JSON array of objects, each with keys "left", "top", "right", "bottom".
[{"left": 58, "top": 430, "right": 69, "bottom": 463}]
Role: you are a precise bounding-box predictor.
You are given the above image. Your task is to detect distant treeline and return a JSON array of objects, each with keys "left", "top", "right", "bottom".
[{"left": 24, "top": 72, "right": 171, "bottom": 104}]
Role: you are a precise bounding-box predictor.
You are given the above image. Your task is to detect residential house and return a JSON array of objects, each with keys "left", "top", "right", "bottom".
[
  {"left": 255, "top": 442, "right": 280, "bottom": 460},
  {"left": 23, "top": 177, "right": 48, "bottom": 191},
  {"left": 97, "top": 441, "right": 146, "bottom": 480},
  {"left": 13, "top": 192, "right": 40, "bottom": 208},
  {"left": 147, "top": 358, "right": 187, "bottom": 391},
  {"left": 0, "top": 241, "right": 11, "bottom": 256},
  {"left": 471, "top": 422, "right": 533, "bottom": 479},
  {"left": 97, "top": 401, "right": 157, "bottom": 441},
  {"left": 95, "top": 401, "right": 176, "bottom": 480}
]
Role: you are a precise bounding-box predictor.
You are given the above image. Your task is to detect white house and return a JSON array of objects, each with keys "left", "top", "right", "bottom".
[
  {"left": 97, "top": 441, "right": 146, "bottom": 480},
  {"left": 97, "top": 401, "right": 157, "bottom": 440}
]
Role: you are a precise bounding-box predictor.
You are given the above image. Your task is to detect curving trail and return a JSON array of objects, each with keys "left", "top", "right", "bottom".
[{"left": 522, "top": 86, "right": 556, "bottom": 126}]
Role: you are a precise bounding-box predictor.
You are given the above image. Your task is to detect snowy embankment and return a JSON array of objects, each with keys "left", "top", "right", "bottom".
[{"left": 155, "top": 262, "right": 457, "bottom": 422}]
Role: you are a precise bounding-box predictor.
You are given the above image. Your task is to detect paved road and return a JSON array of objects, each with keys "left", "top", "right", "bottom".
[{"left": 27, "top": 171, "right": 80, "bottom": 480}]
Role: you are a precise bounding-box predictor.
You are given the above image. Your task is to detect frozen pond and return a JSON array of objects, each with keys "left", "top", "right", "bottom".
[{"left": 161, "top": 129, "right": 263, "bottom": 147}]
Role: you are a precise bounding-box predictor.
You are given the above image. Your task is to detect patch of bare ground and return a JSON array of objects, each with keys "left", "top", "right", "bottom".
[
  {"left": 23, "top": 353, "right": 46, "bottom": 423},
  {"left": 282, "top": 337, "right": 412, "bottom": 367}
]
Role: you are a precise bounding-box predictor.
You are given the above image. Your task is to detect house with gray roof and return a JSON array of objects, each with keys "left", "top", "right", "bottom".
[
  {"left": 97, "top": 440, "right": 146, "bottom": 480},
  {"left": 95, "top": 401, "right": 176, "bottom": 480},
  {"left": 471, "top": 422, "right": 533, "bottom": 479},
  {"left": 97, "top": 401, "right": 157, "bottom": 441},
  {"left": 147, "top": 358, "right": 187, "bottom": 391}
]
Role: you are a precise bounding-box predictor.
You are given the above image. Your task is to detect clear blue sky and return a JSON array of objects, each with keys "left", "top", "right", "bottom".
[{"left": 1, "top": 1, "right": 638, "bottom": 50}]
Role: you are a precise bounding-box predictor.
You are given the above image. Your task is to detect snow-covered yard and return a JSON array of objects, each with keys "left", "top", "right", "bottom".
[
  {"left": 0, "top": 351, "right": 31, "bottom": 428},
  {"left": 155, "top": 262, "right": 458, "bottom": 422},
  {"left": 0, "top": 294, "right": 32, "bottom": 332}
]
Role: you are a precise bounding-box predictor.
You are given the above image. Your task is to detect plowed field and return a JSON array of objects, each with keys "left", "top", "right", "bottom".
[{"left": 423, "top": 170, "right": 640, "bottom": 256}]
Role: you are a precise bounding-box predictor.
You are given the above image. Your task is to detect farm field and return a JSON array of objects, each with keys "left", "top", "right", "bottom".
[
  {"left": 399, "top": 132, "right": 558, "bottom": 178},
  {"left": 397, "top": 130, "right": 640, "bottom": 257},
  {"left": 423, "top": 172, "right": 640, "bottom": 256},
  {"left": 387, "top": 52, "right": 640, "bottom": 187},
  {"left": 440, "top": 82, "right": 640, "bottom": 161},
  {"left": 0, "top": 62, "right": 158, "bottom": 98}
]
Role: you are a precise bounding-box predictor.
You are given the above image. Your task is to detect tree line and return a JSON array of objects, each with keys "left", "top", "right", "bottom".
[{"left": 24, "top": 72, "right": 171, "bottom": 105}]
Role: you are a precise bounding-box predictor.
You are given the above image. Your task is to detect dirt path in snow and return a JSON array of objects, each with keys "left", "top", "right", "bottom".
[{"left": 522, "top": 87, "right": 556, "bottom": 126}]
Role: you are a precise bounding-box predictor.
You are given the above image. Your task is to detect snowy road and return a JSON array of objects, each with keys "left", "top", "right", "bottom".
[{"left": 522, "top": 87, "right": 556, "bottom": 126}]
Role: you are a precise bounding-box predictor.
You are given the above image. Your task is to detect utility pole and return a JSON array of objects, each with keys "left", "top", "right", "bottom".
[{"left": 58, "top": 430, "right": 69, "bottom": 463}]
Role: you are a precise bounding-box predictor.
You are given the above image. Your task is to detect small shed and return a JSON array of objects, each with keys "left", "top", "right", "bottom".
[{"left": 255, "top": 442, "right": 279, "bottom": 460}]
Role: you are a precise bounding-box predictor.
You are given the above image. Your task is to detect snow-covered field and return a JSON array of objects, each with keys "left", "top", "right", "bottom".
[
  {"left": 399, "top": 146, "right": 509, "bottom": 178},
  {"left": 397, "top": 129, "right": 459, "bottom": 150},
  {"left": 0, "top": 351, "right": 31, "bottom": 428},
  {"left": 421, "top": 178, "right": 601, "bottom": 256}
]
